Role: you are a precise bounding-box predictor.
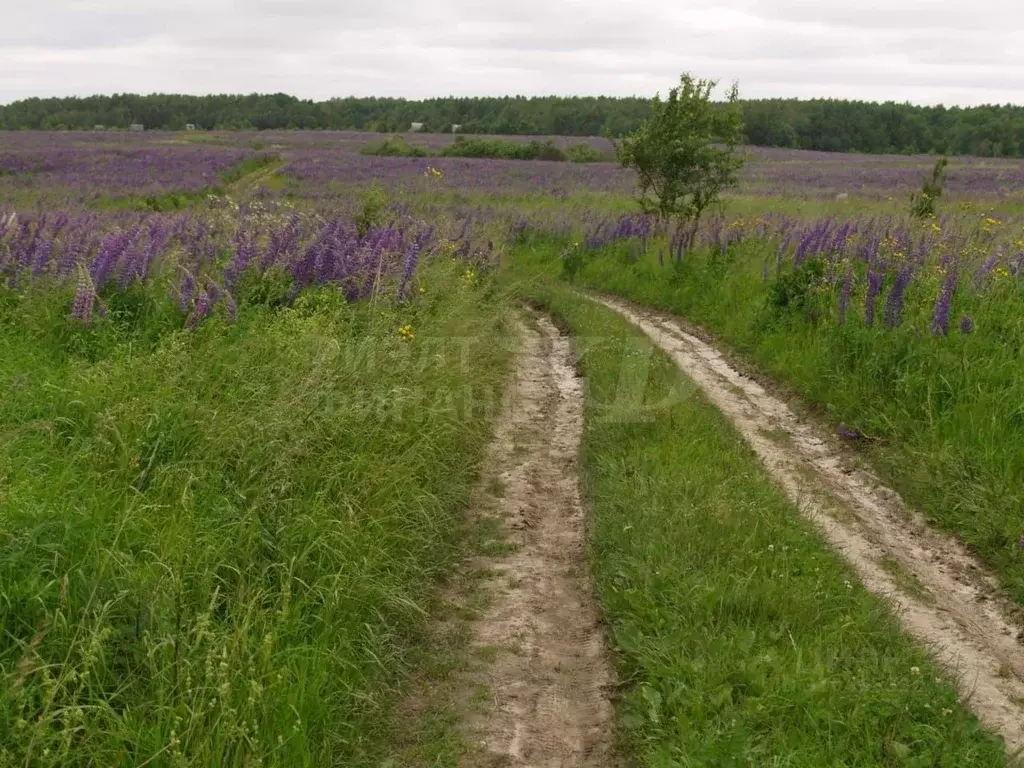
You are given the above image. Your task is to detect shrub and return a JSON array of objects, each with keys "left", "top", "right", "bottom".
[
  {"left": 355, "top": 183, "right": 389, "bottom": 238},
  {"left": 360, "top": 137, "right": 429, "bottom": 157},
  {"left": 910, "top": 155, "right": 948, "bottom": 219},
  {"left": 568, "top": 143, "right": 603, "bottom": 163},
  {"left": 530, "top": 141, "right": 568, "bottom": 162},
  {"left": 439, "top": 137, "right": 567, "bottom": 162},
  {"left": 764, "top": 257, "right": 826, "bottom": 323},
  {"left": 618, "top": 73, "right": 745, "bottom": 257}
]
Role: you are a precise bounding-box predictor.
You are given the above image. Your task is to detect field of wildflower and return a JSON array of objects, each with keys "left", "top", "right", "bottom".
[{"left": 3, "top": 129, "right": 1024, "bottom": 765}]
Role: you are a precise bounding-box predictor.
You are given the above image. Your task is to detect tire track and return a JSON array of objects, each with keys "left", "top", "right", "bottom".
[
  {"left": 594, "top": 293, "right": 1024, "bottom": 756},
  {"left": 457, "top": 309, "right": 618, "bottom": 767}
]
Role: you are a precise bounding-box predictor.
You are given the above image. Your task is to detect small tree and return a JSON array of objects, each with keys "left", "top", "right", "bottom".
[
  {"left": 910, "top": 155, "right": 948, "bottom": 219},
  {"left": 618, "top": 74, "right": 745, "bottom": 259}
]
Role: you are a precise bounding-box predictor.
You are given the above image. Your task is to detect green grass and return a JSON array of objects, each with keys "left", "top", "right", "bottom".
[
  {"left": 512, "top": 273, "right": 1007, "bottom": 766},
  {"left": 91, "top": 154, "right": 282, "bottom": 211},
  {"left": 218, "top": 154, "right": 282, "bottom": 186},
  {"left": 515, "top": 236, "right": 1024, "bottom": 606},
  {"left": 0, "top": 262, "right": 513, "bottom": 767}
]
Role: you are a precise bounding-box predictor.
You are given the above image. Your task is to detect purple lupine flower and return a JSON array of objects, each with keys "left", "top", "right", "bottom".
[
  {"left": 838, "top": 267, "right": 854, "bottom": 325},
  {"left": 959, "top": 315, "right": 974, "bottom": 334},
  {"left": 864, "top": 270, "right": 883, "bottom": 328},
  {"left": 794, "top": 230, "right": 812, "bottom": 267},
  {"left": 838, "top": 423, "right": 867, "bottom": 441},
  {"left": 30, "top": 236, "right": 54, "bottom": 277},
  {"left": 313, "top": 239, "right": 334, "bottom": 285},
  {"left": 179, "top": 270, "right": 196, "bottom": 313},
  {"left": 859, "top": 234, "right": 880, "bottom": 265},
  {"left": 118, "top": 241, "right": 145, "bottom": 289},
  {"left": 973, "top": 254, "right": 999, "bottom": 288},
  {"left": 884, "top": 268, "right": 913, "bottom": 329},
  {"left": 832, "top": 221, "right": 853, "bottom": 255},
  {"left": 9, "top": 218, "right": 38, "bottom": 278},
  {"left": 187, "top": 288, "right": 212, "bottom": 329},
  {"left": 397, "top": 227, "right": 434, "bottom": 301},
  {"left": 931, "top": 268, "right": 959, "bottom": 336},
  {"left": 586, "top": 217, "right": 609, "bottom": 250},
  {"left": 90, "top": 229, "right": 134, "bottom": 288},
  {"left": 224, "top": 291, "right": 238, "bottom": 322},
  {"left": 56, "top": 221, "right": 97, "bottom": 278},
  {"left": 71, "top": 265, "right": 96, "bottom": 324},
  {"left": 226, "top": 228, "right": 257, "bottom": 289},
  {"left": 140, "top": 221, "right": 169, "bottom": 280},
  {"left": 291, "top": 241, "right": 320, "bottom": 294},
  {"left": 396, "top": 239, "right": 422, "bottom": 301}
]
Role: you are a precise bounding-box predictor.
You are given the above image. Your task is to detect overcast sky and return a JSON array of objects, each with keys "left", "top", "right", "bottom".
[{"left": 3, "top": 0, "right": 1023, "bottom": 106}]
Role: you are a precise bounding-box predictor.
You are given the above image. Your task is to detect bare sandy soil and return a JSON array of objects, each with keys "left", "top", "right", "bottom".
[{"left": 456, "top": 310, "right": 618, "bottom": 768}]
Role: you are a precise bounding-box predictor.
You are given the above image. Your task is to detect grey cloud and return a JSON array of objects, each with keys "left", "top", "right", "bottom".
[{"left": 2, "top": 0, "right": 1024, "bottom": 104}]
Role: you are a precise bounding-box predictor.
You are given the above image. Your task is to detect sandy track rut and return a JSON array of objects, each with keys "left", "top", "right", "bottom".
[
  {"left": 595, "top": 294, "right": 1024, "bottom": 755},
  {"left": 458, "top": 309, "right": 617, "bottom": 767}
]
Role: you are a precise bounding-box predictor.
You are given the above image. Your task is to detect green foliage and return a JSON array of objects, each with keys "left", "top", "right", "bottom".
[
  {"left": 910, "top": 155, "right": 949, "bottom": 219},
  {"left": 567, "top": 142, "right": 604, "bottom": 163},
  {"left": 560, "top": 240, "right": 587, "bottom": 281},
  {"left": 93, "top": 189, "right": 214, "bottom": 212},
  {"left": 358, "top": 136, "right": 571, "bottom": 162},
  {"left": 218, "top": 153, "right": 281, "bottom": 185},
  {"left": 530, "top": 141, "right": 569, "bottom": 162},
  {"left": 0, "top": 261, "right": 512, "bottom": 767},
  {"left": 513, "top": 275, "right": 1005, "bottom": 766},
  {"left": 439, "top": 136, "right": 568, "bottom": 161},
  {"left": 233, "top": 267, "right": 294, "bottom": 310},
  {"left": 355, "top": 183, "right": 389, "bottom": 238},
  {"left": 764, "top": 257, "right": 826, "bottom": 321},
  {"left": 618, "top": 73, "right": 745, "bottom": 232},
  {"left": 360, "top": 136, "right": 429, "bottom": 157}
]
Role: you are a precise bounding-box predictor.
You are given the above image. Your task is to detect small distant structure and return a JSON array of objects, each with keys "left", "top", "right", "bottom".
[
  {"left": 129, "top": 123, "right": 145, "bottom": 132},
  {"left": 451, "top": 124, "right": 462, "bottom": 133},
  {"left": 409, "top": 122, "right": 424, "bottom": 132},
  {"left": 93, "top": 124, "right": 105, "bottom": 131},
  {"left": 185, "top": 123, "right": 196, "bottom": 132}
]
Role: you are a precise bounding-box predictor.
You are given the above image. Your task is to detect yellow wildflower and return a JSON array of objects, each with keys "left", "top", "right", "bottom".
[{"left": 398, "top": 324, "right": 415, "bottom": 341}]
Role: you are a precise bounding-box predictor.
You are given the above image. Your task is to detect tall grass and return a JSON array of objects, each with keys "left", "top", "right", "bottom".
[
  {"left": 516, "top": 235, "right": 1024, "bottom": 604},
  {"left": 0, "top": 261, "right": 512, "bottom": 766}
]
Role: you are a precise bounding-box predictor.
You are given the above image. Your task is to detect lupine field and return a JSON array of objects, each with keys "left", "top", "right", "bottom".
[{"left": 3, "top": 129, "right": 1024, "bottom": 765}]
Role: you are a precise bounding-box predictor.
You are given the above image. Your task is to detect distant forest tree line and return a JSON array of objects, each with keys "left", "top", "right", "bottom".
[{"left": 3, "top": 93, "right": 1024, "bottom": 157}]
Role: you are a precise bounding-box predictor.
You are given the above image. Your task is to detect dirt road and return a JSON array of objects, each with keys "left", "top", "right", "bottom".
[
  {"left": 457, "top": 309, "right": 618, "bottom": 767},
  {"left": 596, "top": 294, "right": 1024, "bottom": 755}
]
